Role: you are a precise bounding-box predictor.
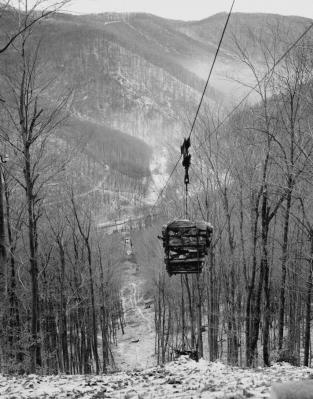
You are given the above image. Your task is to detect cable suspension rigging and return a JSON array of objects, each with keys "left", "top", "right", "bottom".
[
  {"left": 187, "top": 0, "right": 235, "bottom": 141},
  {"left": 180, "top": 0, "right": 235, "bottom": 217},
  {"left": 151, "top": 0, "right": 236, "bottom": 214},
  {"left": 152, "top": 10, "right": 313, "bottom": 215},
  {"left": 207, "top": 19, "right": 313, "bottom": 137}
]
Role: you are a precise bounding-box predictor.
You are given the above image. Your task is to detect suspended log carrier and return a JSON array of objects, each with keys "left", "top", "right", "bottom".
[{"left": 161, "top": 219, "right": 213, "bottom": 276}]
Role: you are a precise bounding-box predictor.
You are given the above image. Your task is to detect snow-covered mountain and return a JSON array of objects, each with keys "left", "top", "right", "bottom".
[
  {"left": 38, "top": 11, "right": 312, "bottom": 144},
  {"left": 2, "top": 11, "right": 312, "bottom": 215}
]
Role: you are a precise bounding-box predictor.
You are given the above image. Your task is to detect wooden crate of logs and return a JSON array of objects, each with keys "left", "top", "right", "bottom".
[{"left": 161, "top": 219, "right": 213, "bottom": 276}]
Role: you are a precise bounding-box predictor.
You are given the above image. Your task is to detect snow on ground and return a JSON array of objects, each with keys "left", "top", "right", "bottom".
[
  {"left": 112, "top": 260, "right": 156, "bottom": 371},
  {"left": 0, "top": 359, "right": 312, "bottom": 398},
  {"left": 2, "top": 256, "right": 312, "bottom": 398},
  {"left": 145, "top": 148, "right": 169, "bottom": 205}
]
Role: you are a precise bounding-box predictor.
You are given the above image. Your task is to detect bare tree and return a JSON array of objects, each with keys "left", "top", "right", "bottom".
[
  {"left": 0, "top": 12, "right": 68, "bottom": 372},
  {"left": 0, "top": 1, "right": 70, "bottom": 55}
]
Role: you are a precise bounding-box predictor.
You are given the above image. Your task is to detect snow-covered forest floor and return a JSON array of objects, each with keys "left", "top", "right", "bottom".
[
  {"left": 1, "top": 258, "right": 313, "bottom": 398},
  {"left": 0, "top": 358, "right": 312, "bottom": 398},
  {"left": 112, "top": 260, "right": 155, "bottom": 370},
  {"left": 1, "top": 257, "right": 312, "bottom": 398}
]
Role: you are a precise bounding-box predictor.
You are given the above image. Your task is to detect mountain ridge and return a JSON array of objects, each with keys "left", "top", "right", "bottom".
[{"left": 2, "top": 10, "right": 311, "bottom": 216}]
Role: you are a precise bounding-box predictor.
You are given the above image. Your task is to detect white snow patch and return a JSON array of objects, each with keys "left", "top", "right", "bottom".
[
  {"left": 145, "top": 147, "right": 169, "bottom": 205},
  {"left": 0, "top": 361, "right": 312, "bottom": 398}
]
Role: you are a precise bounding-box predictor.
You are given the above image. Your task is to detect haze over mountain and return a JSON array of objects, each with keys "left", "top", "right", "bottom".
[
  {"left": 2, "top": 10, "right": 312, "bottom": 219},
  {"left": 37, "top": 11, "right": 312, "bottom": 143}
]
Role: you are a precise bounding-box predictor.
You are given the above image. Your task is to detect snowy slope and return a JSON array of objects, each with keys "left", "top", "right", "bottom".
[
  {"left": 112, "top": 260, "right": 156, "bottom": 370},
  {"left": 0, "top": 360, "right": 312, "bottom": 398}
]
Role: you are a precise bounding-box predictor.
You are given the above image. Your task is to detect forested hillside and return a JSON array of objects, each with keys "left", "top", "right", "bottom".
[
  {"left": 1, "top": 0, "right": 313, "bottom": 381},
  {"left": 133, "top": 23, "right": 313, "bottom": 369}
]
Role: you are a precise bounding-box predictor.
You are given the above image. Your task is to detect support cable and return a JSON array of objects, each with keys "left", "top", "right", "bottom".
[
  {"left": 103, "top": 6, "right": 313, "bottom": 230},
  {"left": 151, "top": 0, "right": 235, "bottom": 213},
  {"left": 187, "top": 0, "right": 235, "bottom": 141},
  {"left": 208, "top": 19, "right": 313, "bottom": 135}
]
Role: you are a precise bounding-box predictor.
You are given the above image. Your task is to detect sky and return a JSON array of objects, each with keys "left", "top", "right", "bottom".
[{"left": 64, "top": 0, "right": 313, "bottom": 20}]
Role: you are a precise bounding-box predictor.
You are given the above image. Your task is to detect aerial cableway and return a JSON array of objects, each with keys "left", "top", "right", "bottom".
[
  {"left": 156, "top": 0, "right": 237, "bottom": 276},
  {"left": 160, "top": 137, "right": 213, "bottom": 275}
]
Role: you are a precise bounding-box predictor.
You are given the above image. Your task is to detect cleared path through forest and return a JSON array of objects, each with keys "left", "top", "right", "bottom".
[{"left": 112, "top": 259, "right": 156, "bottom": 370}]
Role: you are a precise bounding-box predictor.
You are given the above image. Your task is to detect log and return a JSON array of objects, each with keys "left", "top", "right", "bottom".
[{"left": 161, "top": 219, "right": 213, "bottom": 275}]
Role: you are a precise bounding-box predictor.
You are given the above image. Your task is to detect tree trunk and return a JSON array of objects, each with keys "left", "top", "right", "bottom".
[
  {"left": 59, "top": 242, "right": 69, "bottom": 373},
  {"left": 278, "top": 187, "right": 292, "bottom": 349},
  {"left": 196, "top": 274, "right": 203, "bottom": 358},
  {"left": 246, "top": 195, "right": 259, "bottom": 366},
  {"left": 99, "top": 249, "right": 108, "bottom": 371},
  {"left": 0, "top": 169, "right": 6, "bottom": 302},
  {"left": 249, "top": 228, "right": 265, "bottom": 365},
  {"left": 185, "top": 275, "right": 196, "bottom": 348},
  {"left": 304, "top": 231, "right": 313, "bottom": 366},
  {"left": 261, "top": 191, "right": 270, "bottom": 367},
  {"left": 24, "top": 146, "right": 41, "bottom": 372},
  {"left": 4, "top": 180, "right": 23, "bottom": 365},
  {"left": 181, "top": 275, "right": 185, "bottom": 350},
  {"left": 87, "top": 243, "right": 99, "bottom": 374},
  {"left": 207, "top": 248, "right": 219, "bottom": 361},
  {"left": 223, "top": 187, "right": 238, "bottom": 365}
]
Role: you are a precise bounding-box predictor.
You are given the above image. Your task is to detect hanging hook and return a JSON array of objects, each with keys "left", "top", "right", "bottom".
[
  {"left": 181, "top": 138, "right": 191, "bottom": 218},
  {"left": 181, "top": 138, "right": 191, "bottom": 185}
]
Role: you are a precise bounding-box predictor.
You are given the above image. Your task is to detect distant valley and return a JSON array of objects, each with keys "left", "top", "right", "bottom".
[{"left": 2, "top": 10, "right": 312, "bottom": 221}]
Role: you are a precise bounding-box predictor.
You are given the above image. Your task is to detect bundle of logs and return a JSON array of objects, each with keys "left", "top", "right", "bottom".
[{"left": 161, "top": 219, "right": 213, "bottom": 276}]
